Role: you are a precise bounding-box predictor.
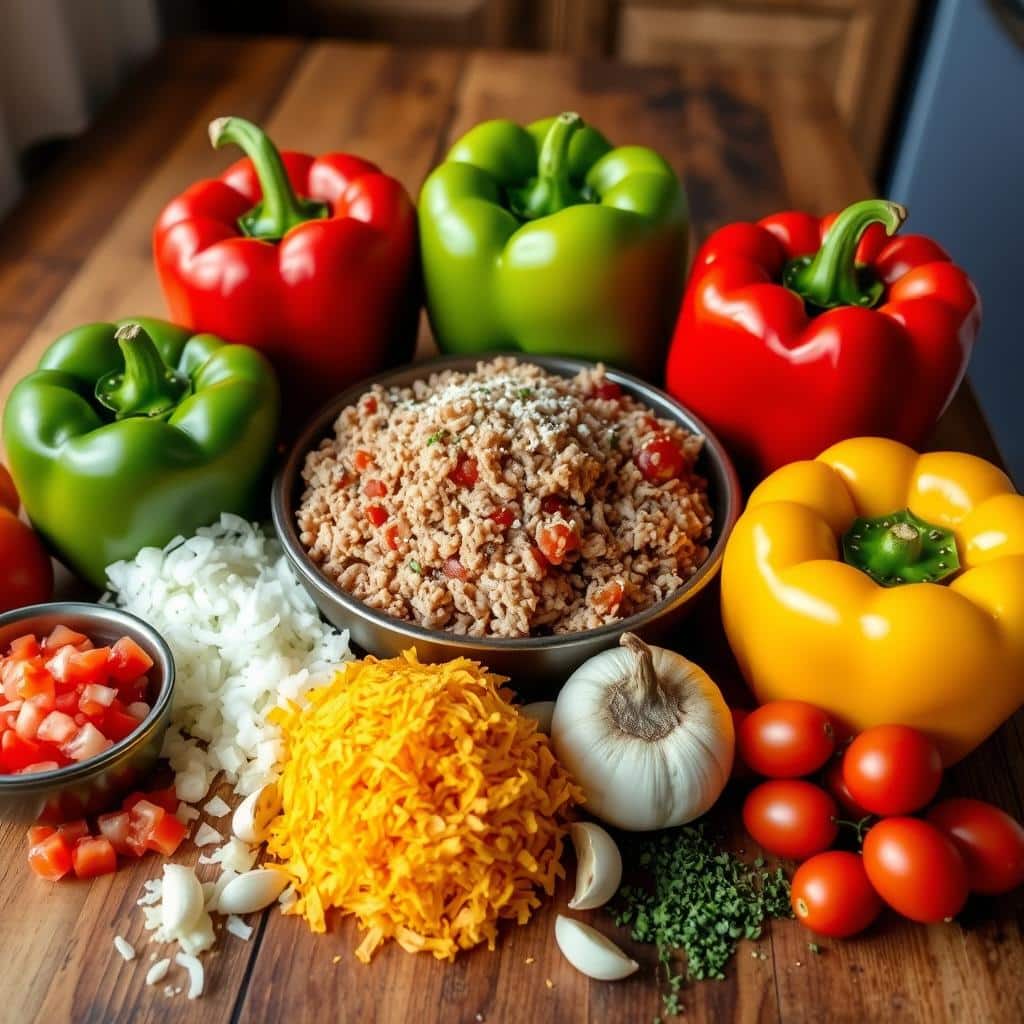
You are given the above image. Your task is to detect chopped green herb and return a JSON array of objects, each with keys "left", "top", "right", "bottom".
[
  {"left": 408, "top": 559, "right": 422, "bottom": 574},
  {"left": 516, "top": 387, "right": 533, "bottom": 400},
  {"left": 613, "top": 825, "right": 792, "bottom": 1018},
  {"left": 426, "top": 430, "right": 449, "bottom": 446}
]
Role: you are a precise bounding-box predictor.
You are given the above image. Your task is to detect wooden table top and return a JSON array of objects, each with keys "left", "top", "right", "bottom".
[{"left": 1, "top": 36, "right": 1020, "bottom": 1024}]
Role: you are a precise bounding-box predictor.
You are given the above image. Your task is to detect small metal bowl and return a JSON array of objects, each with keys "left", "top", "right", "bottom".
[
  {"left": 272, "top": 355, "right": 740, "bottom": 695},
  {"left": 0, "top": 602, "right": 174, "bottom": 823}
]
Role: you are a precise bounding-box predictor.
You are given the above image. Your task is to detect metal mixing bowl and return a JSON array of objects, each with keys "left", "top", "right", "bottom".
[
  {"left": 0, "top": 603, "right": 175, "bottom": 823},
  {"left": 272, "top": 355, "right": 739, "bottom": 695}
]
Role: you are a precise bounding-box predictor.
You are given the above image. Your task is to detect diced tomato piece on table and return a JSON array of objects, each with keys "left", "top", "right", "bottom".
[
  {"left": 72, "top": 837, "right": 117, "bottom": 879},
  {"left": 28, "top": 832, "right": 73, "bottom": 880},
  {"left": 26, "top": 824, "right": 55, "bottom": 846},
  {"left": 8, "top": 635, "right": 40, "bottom": 660},
  {"left": 44, "top": 625, "right": 87, "bottom": 651},
  {"left": 146, "top": 813, "right": 187, "bottom": 857},
  {"left": 126, "top": 799, "right": 166, "bottom": 856},
  {"left": 107, "top": 637, "right": 153, "bottom": 685},
  {"left": 145, "top": 787, "right": 181, "bottom": 815},
  {"left": 57, "top": 819, "right": 91, "bottom": 845},
  {"left": 97, "top": 810, "right": 133, "bottom": 856}
]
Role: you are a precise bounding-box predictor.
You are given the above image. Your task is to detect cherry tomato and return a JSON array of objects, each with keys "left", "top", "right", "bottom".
[
  {"left": 449, "top": 453, "right": 478, "bottom": 487},
  {"left": 737, "top": 700, "right": 835, "bottom": 778},
  {"left": 634, "top": 435, "right": 685, "bottom": 484},
  {"left": 926, "top": 798, "right": 1024, "bottom": 894},
  {"left": 742, "top": 779, "right": 839, "bottom": 860},
  {"left": 791, "top": 851, "right": 883, "bottom": 938},
  {"left": 0, "top": 465, "right": 53, "bottom": 614},
  {"left": 842, "top": 724, "right": 942, "bottom": 816},
  {"left": 862, "top": 817, "right": 968, "bottom": 923},
  {"left": 537, "top": 522, "right": 579, "bottom": 566},
  {"left": 729, "top": 708, "right": 755, "bottom": 780},
  {"left": 824, "top": 757, "right": 872, "bottom": 818}
]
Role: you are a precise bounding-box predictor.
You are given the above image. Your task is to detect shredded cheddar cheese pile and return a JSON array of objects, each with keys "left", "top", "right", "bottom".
[{"left": 266, "top": 650, "right": 582, "bottom": 962}]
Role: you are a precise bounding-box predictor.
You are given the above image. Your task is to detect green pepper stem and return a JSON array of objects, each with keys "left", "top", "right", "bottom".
[
  {"left": 95, "top": 324, "right": 191, "bottom": 420},
  {"left": 841, "top": 508, "right": 959, "bottom": 587},
  {"left": 783, "top": 199, "right": 907, "bottom": 311},
  {"left": 507, "top": 111, "right": 587, "bottom": 221},
  {"left": 208, "top": 116, "right": 329, "bottom": 241}
]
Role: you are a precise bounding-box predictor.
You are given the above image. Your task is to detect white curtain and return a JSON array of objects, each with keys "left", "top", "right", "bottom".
[{"left": 0, "top": 0, "right": 161, "bottom": 216}]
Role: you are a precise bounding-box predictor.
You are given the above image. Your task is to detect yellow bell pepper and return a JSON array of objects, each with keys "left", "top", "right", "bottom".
[{"left": 722, "top": 437, "right": 1024, "bottom": 764}]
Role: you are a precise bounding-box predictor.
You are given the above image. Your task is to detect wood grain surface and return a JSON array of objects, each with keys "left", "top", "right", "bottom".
[{"left": 0, "top": 37, "right": 1020, "bottom": 1024}]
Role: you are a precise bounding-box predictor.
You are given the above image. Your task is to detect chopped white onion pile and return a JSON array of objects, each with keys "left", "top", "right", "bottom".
[
  {"left": 105, "top": 514, "right": 351, "bottom": 802},
  {"left": 194, "top": 823, "right": 223, "bottom": 847}
]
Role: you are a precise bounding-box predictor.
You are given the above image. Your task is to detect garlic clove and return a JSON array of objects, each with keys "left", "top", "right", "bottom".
[
  {"left": 232, "top": 783, "right": 281, "bottom": 844},
  {"left": 554, "top": 915, "right": 639, "bottom": 981},
  {"left": 568, "top": 821, "right": 623, "bottom": 910},
  {"left": 217, "top": 867, "right": 290, "bottom": 915},
  {"left": 520, "top": 701, "right": 556, "bottom": 735},
  {"left": 161, "top": 864, "right": 205, "bottom": 935}
]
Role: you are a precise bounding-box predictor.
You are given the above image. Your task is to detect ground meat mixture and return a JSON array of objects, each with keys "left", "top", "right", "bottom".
[{"left": 296, "top": 357, "right": 713, "bottom": 638}]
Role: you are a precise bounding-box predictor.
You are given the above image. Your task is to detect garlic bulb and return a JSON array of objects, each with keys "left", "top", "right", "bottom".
[{"left": 551, "top": 633, "right": 734, "bottom": 831}]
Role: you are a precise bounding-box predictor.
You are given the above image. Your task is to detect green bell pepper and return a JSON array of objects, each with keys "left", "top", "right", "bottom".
[
  {"left": 419, "top": 111, "right": 689, "bottom": 377},
  {"left": 3, "top": 317, "right": 279, "bottom": 587}
]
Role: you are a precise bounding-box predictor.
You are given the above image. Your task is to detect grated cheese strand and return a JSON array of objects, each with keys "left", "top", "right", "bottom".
[{"left": 266, "top": 650, "right": 583, "bottom": 962}]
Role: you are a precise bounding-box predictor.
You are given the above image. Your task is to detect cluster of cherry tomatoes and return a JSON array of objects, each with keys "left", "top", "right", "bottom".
[{"left": 732, "top": 701, "right": 1024, "bottom": 938}]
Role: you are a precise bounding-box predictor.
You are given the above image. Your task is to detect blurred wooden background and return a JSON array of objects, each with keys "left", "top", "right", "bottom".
[{"left": 178, "top": 1, "right": 922, "bottom": 181}]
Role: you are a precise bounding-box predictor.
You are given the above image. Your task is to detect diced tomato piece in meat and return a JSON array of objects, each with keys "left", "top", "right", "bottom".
[
  {"left": 8, "top": 635, "right": 40, "bottom": 660},
  {"left": 362, "top": 396, "right": 378, "bottom": 415},
  {"left": 366, "top": 503, "right": 388, "bottom": 527},
  {"left": 635, "top": 434, "right": 686, "bottom": 483},
  {"left": 443, "top": 557, "right": 469, "bottom": 581},
  {"left": 383, "top": 523, "right": 402, "bottom": 551},
  {"left": 594, "top": 581, "right": 625, "bottom": 614},
  {"left": 363, "top": 479, "right": 387, "bottom": 498},
  {"left": 490, "top": 508, "right": 515, "bottom": 529},
  {"left": 592, "top": 380, "right": 623, "bottom": 401},
  {"left": 353, "top": 449, "right": 374, "bottom": 473},
  {"left": 449, "top": 453, "right": 478, "bottom": 488},
  {"left": 97, "top": 811, "right": 133, "bottom": 856},
  {"left": 28, "top": 832, "right": 72, "bottom": 880},
  {"left": 72, "top": 837, "right": 117, "bottom": 879},
  {"left": 537, "top": 522, "right": 579, "bottom": 566},
  {"left": 107, "top": 637, "right": 153, "bottom": 685}
]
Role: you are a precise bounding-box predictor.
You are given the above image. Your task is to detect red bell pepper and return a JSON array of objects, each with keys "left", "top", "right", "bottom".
[
  {"left": 664, "top": 199, "right": 980, "bottom": 479},
  {"left": 153, "top": 116, "right": 419, "bottom": 414}
]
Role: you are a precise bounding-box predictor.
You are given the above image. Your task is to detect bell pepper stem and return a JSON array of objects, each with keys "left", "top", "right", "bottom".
[
  {"left": 508, "top": 111, "right": 587, "bottom": 220},
  {"left": 841, "top": 509, "right": 959, "bottom": 586},
  {"left": 783, "top": 199, "right": 907, "bottom": 310},
  {"left": 95, "top": 324, "right": 191, "bottom": 420},
  {"left": 208, "top": 116, "right": 329, "bottom": 241}
]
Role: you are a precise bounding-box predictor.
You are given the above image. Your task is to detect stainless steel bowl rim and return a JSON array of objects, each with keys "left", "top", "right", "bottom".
[
  {"left": 0, "top": 602, "right": 175, "bottom": 791},
  {"left": 272, "top": 353, "right": 740, "bottom": 654}
]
